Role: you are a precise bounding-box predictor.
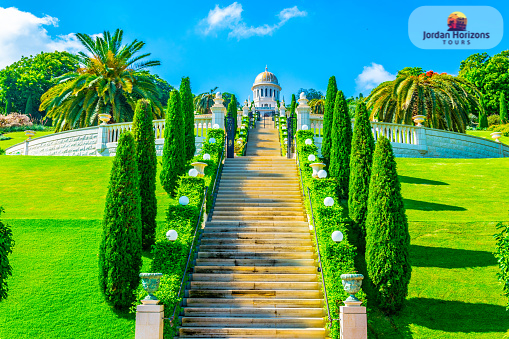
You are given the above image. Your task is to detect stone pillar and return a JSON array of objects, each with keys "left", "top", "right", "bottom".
[
  {"left": 96, "top": 125, "right": 108, "bottom": 156},
  {"left": 340, "top": 304, "right": 367, "bottom": 339},
  {"left": 243, "top": 100, "right": 249, "bottom": 117},
  {"left": 24, "top": 140, "right": 29, "bottom": 156},
  {"left": 414, "top": 127, "right": 428, "bottom": 156},
  {"left": 279, "top": 99, "right": 286, "bottom": 117},
  {"left": 210, "top": 92, "right": 226, "bottom": 129},
  {"left": 135, "top": 302, "right": 164, "bottom": 339},
  {"left": 296, "top": 92, "right": 311, "bottom": 130}
]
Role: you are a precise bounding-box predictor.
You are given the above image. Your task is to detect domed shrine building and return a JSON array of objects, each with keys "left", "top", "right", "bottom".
[{"left": 252, "top": 66, "right": 281, "bottom": 115}]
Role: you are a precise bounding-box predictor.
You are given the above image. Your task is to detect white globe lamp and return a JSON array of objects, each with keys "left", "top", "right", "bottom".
[
  {"left": 188, "top": 169, "right": 198, "bottom": 177},
  {"left": 318, "top": 170, "right": 327, "bottom": 179},
  {"left": 209, "top": 138, "right": 216, "bottom": 144},
  {"left": 305, "top": 139, "right": 312, "bottom": 145},
  {"left": 166, "top": 230, "right": 178, "bottom": 241},
  {"left": 203, "top": 153, "right": 211, "bottom": 160},
  {"left": 302, "top": 125, "right": 309, "bottom": 130},
  {"left": 179, "top": 196, "right": 189, "bottom": 206},
  {"left": 213, "top": 124, "right": 220, "bottom": 129},
  {"left": 331, "top": 231, "right": 343, "bottom": 243},
  {"left": 324, "top": 197, "right": 334, "bottom": 207},
  {"left": 308, "top": 154, "right": 316, "bottom": 162}
]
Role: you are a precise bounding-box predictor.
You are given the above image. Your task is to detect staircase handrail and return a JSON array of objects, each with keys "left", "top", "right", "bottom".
[
  {"left": 295, "top": 145, "right": 333, "bottom": 325},
  {"left": 169, "top": 186, "right": 208, "bottom": 326}
]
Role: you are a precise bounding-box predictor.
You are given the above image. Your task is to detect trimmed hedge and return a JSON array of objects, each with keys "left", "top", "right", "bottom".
[
  {"left": 0, "top": 206, "right": 14, "bottom": 302},
  {"left": 180, "top": 77, "right": 196, "bottom": 162},
  {"left": 295, "top": 130, "right": 361, "bottom": 337},
  {"left": 494, "top": 222, "right": 509, "bottom": 310}
]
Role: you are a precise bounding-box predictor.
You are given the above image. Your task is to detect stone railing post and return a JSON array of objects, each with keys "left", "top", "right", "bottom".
[
  {"left": 210, "top": 92, "right": 226, "bottom": 129},
  {"left": 243, "top": 100, "right": 249, "bottom": 117},
  {"left": 340, "top": 274, "right": 367, "bottom": 339},
  {"left": 24, "top": 140, "right": 29, "bottom": 155},
  {"left": 279, "top": 99, "right": 286, "bottom": 117},
  {"left": 96, "top": 125, "right": 108, "bottom": 156},
  {"left": 296, "top": 92, "right": 311, "bottom": 131},
  {"left": 414, "top": 125, "right": 428, "bottom": 156}
]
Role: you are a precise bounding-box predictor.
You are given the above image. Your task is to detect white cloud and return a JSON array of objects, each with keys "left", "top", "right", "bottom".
[
  {"left": 198, "top": 3, "right": 307, "bottom": 40},
  {"left": 0, "top": 7, "right": 93, "bottom": 69},
  {"left": 355, "top": 63, "right": 396, "bottom": 94}
]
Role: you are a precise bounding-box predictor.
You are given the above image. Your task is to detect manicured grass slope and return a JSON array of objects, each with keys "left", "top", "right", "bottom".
[
  {"left": 0, "top": 156, "right": 507, "bottom": 338},
  {"left": 466, "top": 129, "right": 508, "bottom": 144},
  {"left": 0, "top": 131, "right": 55, "bottom": 149}
]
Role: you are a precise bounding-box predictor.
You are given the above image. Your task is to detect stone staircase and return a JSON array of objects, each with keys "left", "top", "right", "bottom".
[{"left": 178, "top": 119, "right": 326, "bottom": 338}]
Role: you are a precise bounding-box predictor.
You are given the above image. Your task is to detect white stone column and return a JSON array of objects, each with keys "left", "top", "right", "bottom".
[
  {"left": 414, "top": 127, "right": 428, "bottom": 156},
  {"left": 135, "top": 303, "right": 164, "bottom": 339},
  {"left": 243, "top": 100, "right": 249, "bottom": 117},
  {"left": 340, "top": 305, "right": 367, "bottom": 339},
  {"left": 96, "top": 125, "right": 108, "bottom": 156},
  {"left": 279, "top": 99, "right": 286, "bottom": 117},
  {"left": 210, "top": 92, "right": 226, "bottom": 129},
  {"left": 24, "top": 140, "right": 29, "bottom": 156},
  {"left": 296, "top": 92, "right": 311, "bottom": 130}
]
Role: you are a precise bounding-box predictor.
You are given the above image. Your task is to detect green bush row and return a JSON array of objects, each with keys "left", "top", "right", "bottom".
[
  {"left": 488, "top": 123, "right": 509, "bottom": 136},
  {"left": 295, "top": 130, "right": 361, "bottom": 338},
  {"left": 235, "top": 116, "right": 250, "bottom": 156},
  {"left": 279, "top": 116, "right": 287, "bottom": 156}
]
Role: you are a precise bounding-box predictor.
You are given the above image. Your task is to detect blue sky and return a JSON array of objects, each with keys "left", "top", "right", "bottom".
[{"left": 0, "top": 0, "right": 507, "bottom": 101}]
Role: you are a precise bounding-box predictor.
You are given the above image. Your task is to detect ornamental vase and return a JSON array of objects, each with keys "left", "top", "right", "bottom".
[
  {"left": 340, "top": 273, "right": 364, "bottom": 305},
  {"left": 140, "top": 273, "right": 163, "bottom": 302}
]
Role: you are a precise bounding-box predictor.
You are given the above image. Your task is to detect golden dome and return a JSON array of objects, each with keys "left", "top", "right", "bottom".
[{"left": 254, "top": 66, "right": 279, "bottom": 85}]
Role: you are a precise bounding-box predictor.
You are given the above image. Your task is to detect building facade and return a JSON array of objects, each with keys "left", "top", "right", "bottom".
[{"left": 252, "top": 66, "right": 281, "bottom": 113}]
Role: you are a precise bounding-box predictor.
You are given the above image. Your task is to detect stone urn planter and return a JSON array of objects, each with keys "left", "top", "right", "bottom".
[
  {"left": 98, "top": 113, "right": 111, "bottom": 125},
  {"left": 340, "top": 273, "right": 364, "bottom": 306},
  {"left": 413, "top": 115, "right": 426, "bottom": 127},
  {"left": 491, "top": 131, "right": 503, "bottom": 143},
  {"left": 191, "top": 162, "right": 208, "bottom": 177},
  {"left": 309, "top": 163, "right": 326, "bottom": 178},
  {"left": 25, "top": 130, "right": 36, "bottom": 140},
  {"left": 140, "top": 273, "right": 163, "bottom": 304}
]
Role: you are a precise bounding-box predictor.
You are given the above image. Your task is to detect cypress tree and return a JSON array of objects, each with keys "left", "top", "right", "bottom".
[
  {"left": 348, "top": 102, "right": 375, "bottom": 249},
  {"left": 25, "top": 95, "right": 34, "bottom": 117},
  {"left": 365, "top": 136, "right": 411, "bottom": 314},
  {"left": 180, "top": 77, "right": 195, "bottom": 161},
  {"left": 500, "top": 92, "right": 508, "bottom": 125},
  {"left": 329, "top": 90, "right": 352, "bottom": 199},
  {"left": 321, "top": 76, "right": 337, "bottom": 162},
  {"left": 5, "top": 97, "right": 12, "bottom": 115},
  {"left": 290, "top": 94, "right": 296, "bottom": 116},
  {"left": 0, "top": 207, "right": 14, "bottom": 302},
  {"left": 229, "top": 94, "right": 238, "bottom": 132},
  {"left": 99, "top": 132, "right": 142, "bottom": 309},
  {"left": 161, "top": 90, "right": 186, "bottom": 196},
  {"left": 132, "top": 99, "right": 157, "bottom": 250}
]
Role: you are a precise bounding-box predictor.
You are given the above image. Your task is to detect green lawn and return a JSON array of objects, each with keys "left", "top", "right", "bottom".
[
  {"left": 0, "top": 156, "right": 507, "bottom": 338},
  {"left": 0, "top": 130, "right": 55, "bottom": 149},
  {"left": 466, "top": 129, "right": 508, "bottom": 144}
]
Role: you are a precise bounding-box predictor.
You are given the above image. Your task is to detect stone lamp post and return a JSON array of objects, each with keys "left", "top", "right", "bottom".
[
  {"left": 340, "top": 273, "right": 367, "bottom": 339},
  {"left": 211, "top": 92, "right": 226, "bottom": 129},
  {"left": 296, "top": 92, "right": 311, "bottom": 131},
  {"left": 135, "top": 273, "right": 164, "bottom": 339}
]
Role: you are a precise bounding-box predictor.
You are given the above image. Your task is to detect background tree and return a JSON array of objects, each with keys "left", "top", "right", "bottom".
[
  {"left": 180, "top": 77, "right": 195, "bottom": 161},
  {"left": 0, "top": 207, "right": 14, "bottom": 302},
  {"left": 348, "top": 101, "right": 375, "bottom": 249},
  {"left": 365, "top": 136, "right": 411, "bottom": 314},
  {"left": 366, "top": 71, "right": 481, "bottom": 133},
  {"left": 329, "top": 90, "right": 352, "bottom": 199},
  {"left": 160, "top": 90, "right": 185, "bottom": 195},
  {"left": 194, "top": 87, "right": 218, "bottom": 114},
  {"left": 132, "top": 100, "right": 157, "bottom": 250},
  {"left": 290, "top": 94, "right": 297, "bottom": 117},
  {"left": 99, "top": 132, "right": 142, "bottom": 309},
  {"left": 0, "top": 52, "right": 77, "bottom": 117},
  {"left": 227, "top": 94, "right": 238, "bottom": 132},
  {"left": 309, "top": 98, "right": 325, "bottom": 114},
  {"left": 321, "top": 76, "right": 337, "bottom": 162},
  {"left": 459, "top": 51, "right": 509, "bottom": 116},
  {"left": 295, "top": 88, "right": 323, "bottom": 100},
  {"left": 40, "top": 29, "right": 163, "bottom": 131},
  {"left": 136, "top": 71, "right": 173, "bottom": 109},
  {"left": 397, "top": 66, "right": 424, "bottom": 77},
  {"left": 500, "top": 92, "right": 508, "bottom": 125}
]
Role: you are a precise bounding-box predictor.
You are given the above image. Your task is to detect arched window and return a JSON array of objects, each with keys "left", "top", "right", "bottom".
[
  {"left": 270, "top": 88, "right": 272, "bottom": 97},
  {"left": 265, "top": 88, "right": 267, "bottom": 97}
]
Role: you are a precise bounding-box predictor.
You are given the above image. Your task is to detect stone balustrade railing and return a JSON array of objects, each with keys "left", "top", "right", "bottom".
[{"left": 309, "top": 114, "right": 323, "bottom": 137}]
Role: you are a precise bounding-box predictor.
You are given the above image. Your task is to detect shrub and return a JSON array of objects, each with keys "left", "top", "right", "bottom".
[
  {"left": 500, "top": 92, "right": 508, "bottom": 125},
  {"left": 321, "top": 75, "right": 337, "bottom": 162},
  {"left": 99, "top": 132, "right": 142, "bottom": 309},
  {"left": 479, "top": 111, "right": 489, "bottom": 129},
  {"left": 180, "top": 77, "right": 196, "bottom": 161},
  {"left": 488, "top": 114, "right": 500, "bottom": 126},
  {"left": 348, "top": 102, "right": 375, "bottom": 250},
  {"left": 0, "top": 207, "right": 14, "bottom": 302},
  {"left": 132, "top": 99, "right": 158, "bottom": 250},
  {"left": 0, "top": 113, "right": 33, "bottom": 128},
  {"left": 494, "top": 222, "right": 509, "bottom": 310},
  {"left": 161, "top": 90, "right": 186, "bottom": 196},
  {"left": 365, "top": 136, "right": 411, "bottom": 314},
  {"left": 0, "top": 147, "right": 5, "bottom": 155},
  {"left": 329, "top": 90, "right": 352, "bottom": 199},
  {"left": 488, "top": 123, "right": 509, "bottom": 136}
]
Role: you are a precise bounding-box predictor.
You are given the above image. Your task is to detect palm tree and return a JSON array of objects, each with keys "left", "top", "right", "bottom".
[
  {"left": 40, "top": 29, "right": 163, "bottom": 131},
  {"left": 309, "top": 97, "right": 325, "bottom": 114},
  {"left": 366, "top": 71, "right": 482, "bottom": 133},
  {"left": 194, "top": 87, "right": 218, "bottom": 114}
]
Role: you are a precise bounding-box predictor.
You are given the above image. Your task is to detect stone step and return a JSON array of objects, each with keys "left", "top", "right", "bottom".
[
  {"left": 212, "top": 206, "right": 304, "bottom": 212},
  {"left": 205, "top": 221, "right": 310, "bottom": 227},
  {"left": 186, "top": 289, "right": 321, "bottom": 299},
  {"left": 178, "top": 328, "right": 326, "bottom": 338},
  {"left": 192, "top": 266, "right": 316, "bottom": 274},
  {"left": 196, "top": 252, "right": 315, "bottom": 260},
  {"left": 194, "top": 258, "right": 315, "bottom": 266},
  {"left": 219, "top": 173, "right": 298, "bottom": 178},
  {"left": 199, "top": 238, "right": 312, "bottom": 246},
  {"left": 203, "top": 226, "right": 309, "bottom": 233},
  {"left": 213, "top": 202, "right": 304, "bottom": 208},
  {"left": 190, "top": 273, "right": 318, "bottom": 282},
  {"left": 216, "top": 190, "right": 302, "bottom": 196},
  {"left": 198, "top": 244, "right": 314, "bottom": 252},
  {"left": 212, "top": 210, "right": 305, "bottom": 217},
  {"left": 211, "top": 215, "right": 306, "bottom": 221},
  {"left": 201, "top": 231, "right": 310, "bottom": 239},
  {"left": 189, "top": 281, "right": 320, "bottom": 290},
  {"left": 214, "top": 198, "right": 303, "bottom": 204},
  {"left": 219, "top": 183, "right": 300, "bottom": 188},
  {"left": 183, "top": 298, "right": 324, "bottom": 308},
  {"left": 182, "top": 307, "right": 325, "bottom": 318},
  {"left": 180, "top": 316, "right": 324, "bottom": 328}
]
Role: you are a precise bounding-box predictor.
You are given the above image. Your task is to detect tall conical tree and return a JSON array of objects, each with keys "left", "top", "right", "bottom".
[
  {"left": 5, "top": 97, "right": 12, "bottom": 115},
  {"left": 25, "top": 95, "right": 34, "bottom": 117},
  {"left": 160, "top": 90, "right": 185, "bottom": 196},
  {"left": 365, "top": 136, "right": 411, "bottom": 314},
  {"left": 229, "top": 94, "right": 238, "bottom": 132},
  {"left": 99, "top": 132, "right": 142, "bottom": 309},
  {"left": 132, "top": 99, "right": 157, "bottom": 250},
  {"left": 329, "top": 90, "right": 352, "bottom": 199},
  {"left": 348, "top": 101, "right": 375, "bottom": 249},
  {"left": 290, "top": 94, "right": 297, "bottom": 116},
  {"left": 180, "top": 77, "right": 195, "bottom": 161},
  {"left": 478, "top": 97, "right": 488, "bottom": 129},
  {"left": 321, "top": 76, "right": 337, "bottom": 162},
  {"left": 500, "top": 92, "right": 508, "bottom": 125}
]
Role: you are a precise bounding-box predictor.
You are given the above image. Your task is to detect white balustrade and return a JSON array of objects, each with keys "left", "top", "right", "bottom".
[
  {"left": 371, "top": 122, "right": 417, "bottom": 145},
  {"left": 194, "top": 114, "right": 213, "bottom": 137},
  {"left": 310, "top": 114, "right": 323, "bottom": 137}
]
